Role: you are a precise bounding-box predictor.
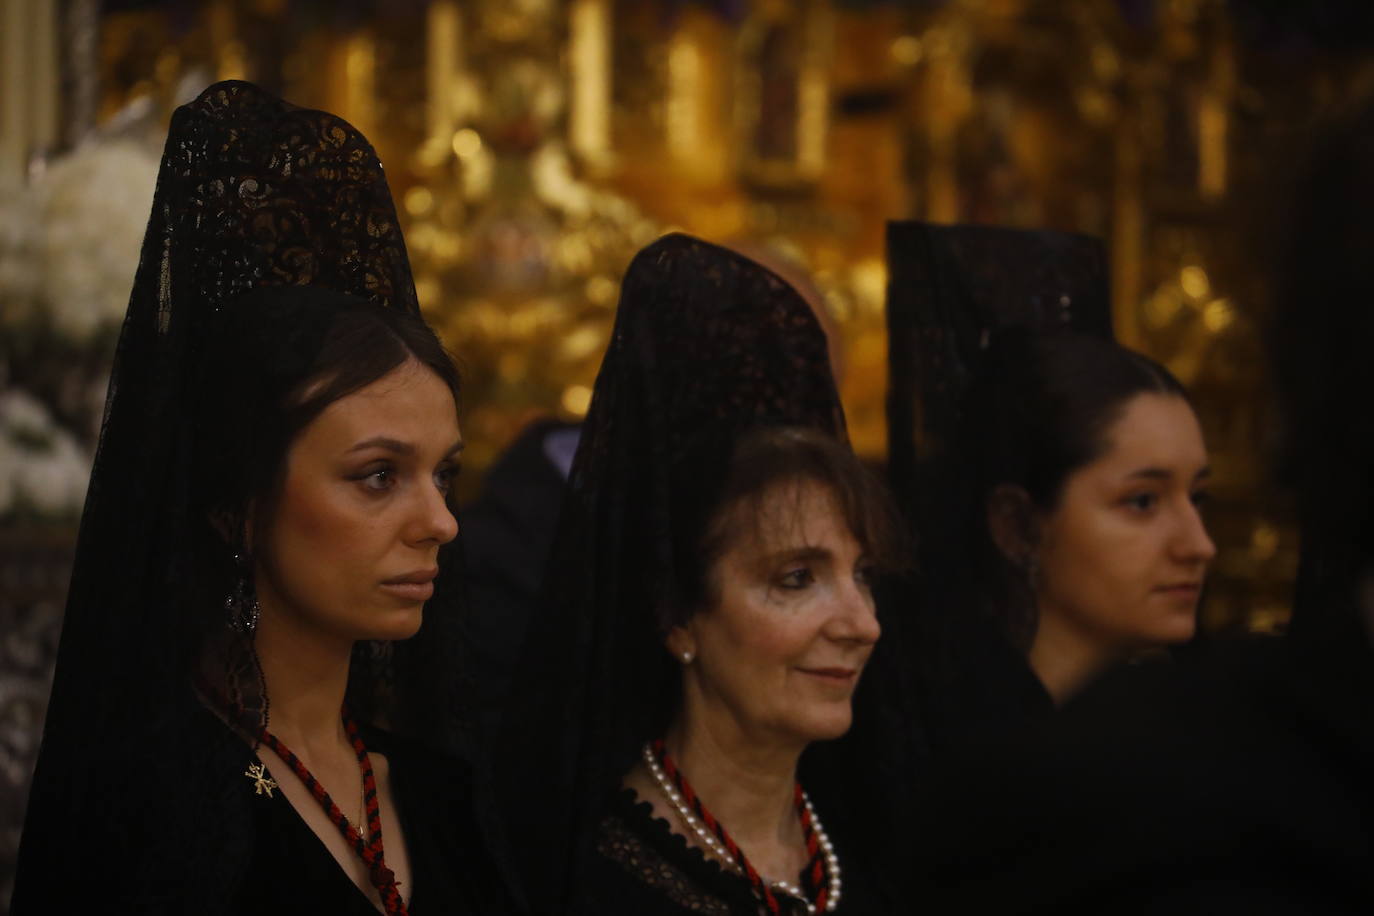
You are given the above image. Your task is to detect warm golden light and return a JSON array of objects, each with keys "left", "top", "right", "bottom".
[
  {"left": 1199, "top": 92, "right": 1228, "bottom": 199},
  {"left": 1202, "top": 297, "right": 1235, "bottom": 333},
  {"left": 561, "top": 384, "right": 593, "bottom": 417},
  {"left": 890, "top": 35, "right": 923, "bottom": 66},
  {"left": 404, "top": 187, "right": 434, "bottom": 216},
  {"left": 667, "top": 29, "right": 702, "bottom": 158},
  {"left": 1180, "top": 265, "right": 1210, "bottom": 300},
  {"left": 1145, "top": 288, "right": 1183, "bottom": 328},
  {"left": 1250, "top": 522, "right": 1279, "bottom": 561},
  {"left": 569, "top": 0, "right": 611, "bottom": 165},
  {"left": 796, "top": 3, "right": 832, "bottom": 178},
  {"left": 451, "top": 128, "right": 482, "bottom": 159},
  {"left": 426, "top": 2, "right": 462, "bottom": 144}
]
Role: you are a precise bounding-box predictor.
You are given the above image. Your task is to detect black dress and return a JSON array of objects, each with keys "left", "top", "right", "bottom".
[
  {"left": 919, "top": 628, "right": 1374, "bottom": 913},
  {"left": 574, "top": 789, "right": 892, "bottom": 915},
  {"left": 217, "top": 709, "right": 513, "bottom": 914}
]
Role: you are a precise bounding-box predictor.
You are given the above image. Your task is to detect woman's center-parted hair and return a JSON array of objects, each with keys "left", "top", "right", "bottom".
[
  {"left": 192, "top": 286, "right": 461, "bottom": 599},
  {"left": 952, "top": 329, "right": 1190, "bottom": 647},
  {"left": 662, "top": 425, "right": 908, "bottom": 631},
  {"left": 962, "top": 329, "right": 1187, "bottom": 512}
]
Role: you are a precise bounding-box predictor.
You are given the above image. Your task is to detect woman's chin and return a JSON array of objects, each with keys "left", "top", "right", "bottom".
[
  {"left": 793, "top": 707, "right": 855, "bottom": 743},
  {"left": 357, "top": 607, "right": 424, "bottom": 643},
  {"left": 1143, "top": 611, "right": 1198, "bottom": 647}
]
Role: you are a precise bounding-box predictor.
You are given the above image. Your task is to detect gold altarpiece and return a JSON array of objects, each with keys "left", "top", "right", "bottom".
[{"left": 83, "top": 0, "right": 1374, "bottom": 633}]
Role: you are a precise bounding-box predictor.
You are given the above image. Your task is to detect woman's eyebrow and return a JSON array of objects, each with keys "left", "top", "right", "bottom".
[
  {"left": 347, "top": 436, "right": 414, "bottom": 455},
  {"left": 1123, "top": 464, "right": 1212, "bottom": 483},
  {"left": 756, "top": 546, "right": 832, "bottom": 565},
  {"left": 347, "top": 437, "right": 465, "bottom": 456}
]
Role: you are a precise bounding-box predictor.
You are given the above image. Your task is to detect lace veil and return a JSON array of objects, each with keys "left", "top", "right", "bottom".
[
  {"left": 884, "top": 221, "right": 1113, "bottom": 751},
  {"left": 490, "top": 233, "right": 866, "bottom": 910},
  {"left": 14, "top": 81, "right": 462, "bottom": 911}
]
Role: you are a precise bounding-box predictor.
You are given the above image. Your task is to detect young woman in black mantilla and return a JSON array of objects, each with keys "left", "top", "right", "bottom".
[
  {"left": 489, "top": 234, "right": 911, "bottom": 915},
  {"left": 884, "top": 224, "right": 1214, "bottom": 752},
  {"left": 13, "top": 82, "right": 517, "bottom": 915}
]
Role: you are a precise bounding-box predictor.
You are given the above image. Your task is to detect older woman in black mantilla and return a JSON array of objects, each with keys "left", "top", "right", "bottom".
[
  {"left": 490, "top": 234, "right": 909, "bottom": 915},
  {"left": 13, "top": 82, "right": 516, "bottom": 915}
]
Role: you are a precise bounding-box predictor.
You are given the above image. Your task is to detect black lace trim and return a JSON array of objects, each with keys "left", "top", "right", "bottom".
[{"left": 595, "top": 787, "right": 819, "bottom": 916}]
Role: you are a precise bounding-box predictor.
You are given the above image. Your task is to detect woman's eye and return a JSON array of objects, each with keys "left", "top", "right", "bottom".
[
  {"left": 1190, "top": 489, "right": 1210, "bottom": 508},
  {"left": 779, "top": 568, "right": 815, "bottom": 589},
  {"left": 434, "top": 464, "right": 458, "bottom": 493},
  {"left": 854, "top": 564, "right": 876, "bottom": 588},
  {"left": 356, "top": 466, "right": 395, "bottom": 492},
  {"left": 1123, "top": 492, "right": 1158, "bottom": 513}
]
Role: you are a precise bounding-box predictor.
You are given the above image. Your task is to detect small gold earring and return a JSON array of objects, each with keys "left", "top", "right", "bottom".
[{"left": 680, "top": 650, "right": 694, "bottom": 664}]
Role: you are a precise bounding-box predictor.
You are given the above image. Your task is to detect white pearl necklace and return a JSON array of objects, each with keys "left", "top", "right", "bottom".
[{"left": 641, "top": 743, "right": 843, "bottom": 914}]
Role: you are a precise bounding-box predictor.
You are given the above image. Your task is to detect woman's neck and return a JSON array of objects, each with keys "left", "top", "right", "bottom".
[
  {"left": 252, "top": 602, "right": 354, "bottom": 756},
  {"left": 1028, "top": 610, "right": 1118, "bottom": 704},
  {"left": 663, "top": 709, "right": 805, "bottom": 873}
]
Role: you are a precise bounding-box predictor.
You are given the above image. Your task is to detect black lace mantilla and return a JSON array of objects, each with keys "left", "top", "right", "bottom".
[
  {"left": 885, "top": 220, "right": 1111, "bottom": 511},
  {"left": 159, "top": 80, "right": 419, "bottom": 318},
  {"left": 12, "top": 81, "right": 462, "bottom": 913},
  {"left": 492, "top": 234, "right": 850, "bottom": 914}
]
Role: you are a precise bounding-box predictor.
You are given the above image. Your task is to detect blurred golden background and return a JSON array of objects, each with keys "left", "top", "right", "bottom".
[
  {"left": 3, "top": 0, "right": 1374, "bottom": 905},
  {"left": 29, "top": 0, "right": 1366, "bottom": 634}
]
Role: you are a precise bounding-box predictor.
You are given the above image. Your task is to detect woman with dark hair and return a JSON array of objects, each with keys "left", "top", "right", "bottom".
[
  {"left": 491, "top": 234, "right": 910, "bottom": 915},
  {"left": 918, "top": 98, "right": 1374, "bottom": 914},
  {"left": 13, "top": 82, "right": 513, "bottom": 914},
  {"left": 954, "top": 329, "right": 1216, "bottom": 703}
]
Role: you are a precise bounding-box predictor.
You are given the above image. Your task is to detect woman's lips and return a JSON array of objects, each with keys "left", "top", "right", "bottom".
[
  {"left": 380, "top": 568, "right": 438, "bottom": 602},
  {"left": 797, "top": 667, "right": 858, "bottom": 683},
  {"left": 1155, "top": 582, "right": 1202, "bottom": 599}
]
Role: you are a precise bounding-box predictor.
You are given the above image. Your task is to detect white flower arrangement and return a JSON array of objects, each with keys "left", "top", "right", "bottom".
[
  {"left": 0, "top": 389, "right": 89, "bottom": 519},
  {"left": 0, "top": 136, "right": 157, "bottom": 521},
  {"left": 0, "top": 179, "right": 42, "bottom": 330},
  {"left": 34, "top": 139, "right": 159, "bottom": 342}
]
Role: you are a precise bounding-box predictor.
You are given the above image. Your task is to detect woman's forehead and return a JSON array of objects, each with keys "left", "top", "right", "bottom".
[{"left": 1092, "top": 394, "right": 1208, "bottom": 478}]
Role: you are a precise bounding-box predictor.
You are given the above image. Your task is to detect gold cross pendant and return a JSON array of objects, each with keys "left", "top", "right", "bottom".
[{"left": 245, "top": 761, "right": 279, "bottom": 797}]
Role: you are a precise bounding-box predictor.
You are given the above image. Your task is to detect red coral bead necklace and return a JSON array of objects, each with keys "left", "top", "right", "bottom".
[{"left": 252, "top": 710, "right": 408, "bottom": 916}]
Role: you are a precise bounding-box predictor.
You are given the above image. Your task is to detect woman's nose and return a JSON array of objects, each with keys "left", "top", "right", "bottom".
[
  {"left": 828, "top": 580, "right": 882, "bottom": 644},
  {"left": 1174, "top": 501, "right": 1216, "bottom": 565},
  {"left": 412, "top": 483, "right": 459, "bottom": 546}
]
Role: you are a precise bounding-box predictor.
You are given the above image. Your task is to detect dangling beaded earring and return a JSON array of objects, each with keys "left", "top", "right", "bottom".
[{"left": 226, "top": 552, "right": 261, "bottom": 634}]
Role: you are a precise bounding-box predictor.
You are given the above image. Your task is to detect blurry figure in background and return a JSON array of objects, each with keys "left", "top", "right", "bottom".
[
  {"left": 456, "top": 417, "right": 579, "bottom": 749},
  {"left": 918, "top": 99, "right": 1374, "bottom": 914},
  {"left": 489, "top": 234, "right": 910, "bottom": 915},
  {"left": 956, "top": 329, "right": 1215, "bottom": 704},
  {"left": 13, "top": 82, "right": 516, "bottom": 914}
]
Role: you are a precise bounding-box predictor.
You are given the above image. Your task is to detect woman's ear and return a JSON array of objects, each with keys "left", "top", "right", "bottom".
[
  {"left": 664, "top": 623, "right": 697, "bottom": 665},
  {"left": 986, "top": 483, "right": 1040, "bottom": 570},
  {"left": 208, "top": 504, "right": 254, "bottom": 552}
]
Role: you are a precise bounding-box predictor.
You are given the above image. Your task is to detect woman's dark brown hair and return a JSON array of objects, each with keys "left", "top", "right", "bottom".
[
  {"left": 955, "top": 329, "right": 1189, "bottom": 646},
  {"left": 664, "top": 424, "right": 907, "bottom": 629}
]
